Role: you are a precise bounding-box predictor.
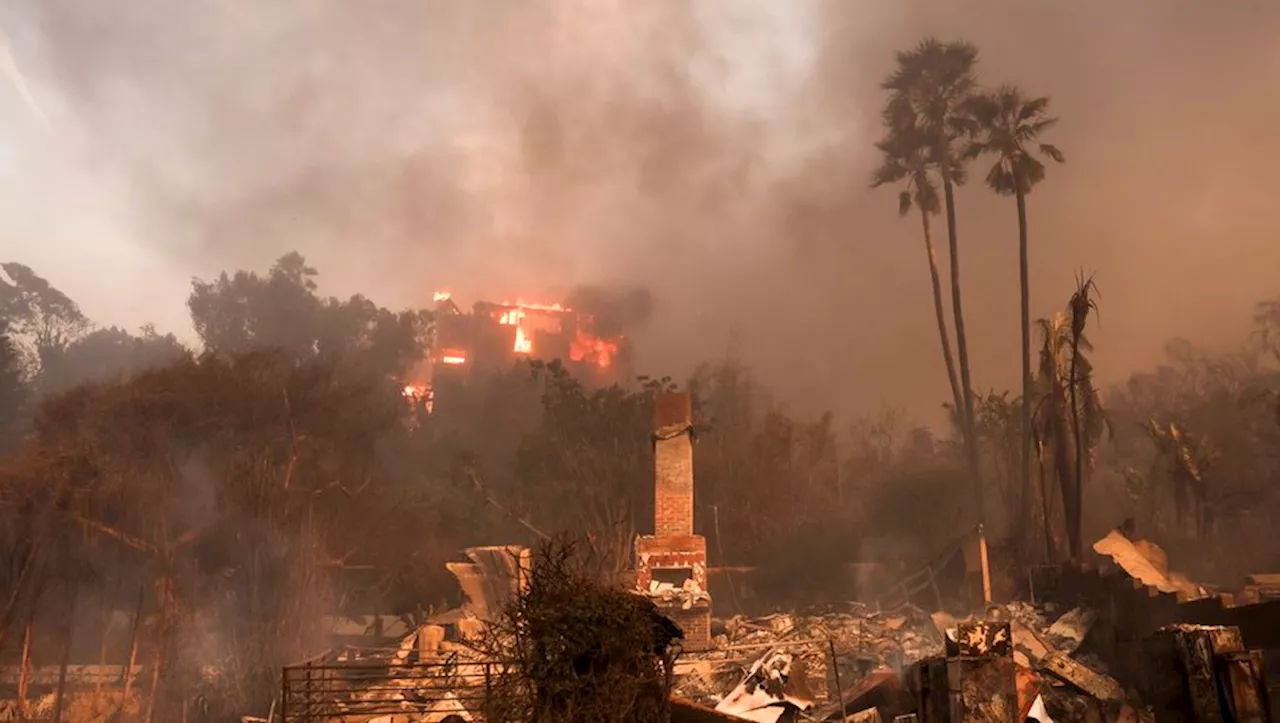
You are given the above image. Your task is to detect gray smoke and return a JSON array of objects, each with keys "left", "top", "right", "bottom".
[{"left": 2, "top": 0, "right": 1278, "bottom": 424}]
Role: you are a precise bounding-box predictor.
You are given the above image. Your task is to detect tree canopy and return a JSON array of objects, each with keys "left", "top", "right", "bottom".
[{"left": 188, "top": 251, "right": 431, "bottom": 378}]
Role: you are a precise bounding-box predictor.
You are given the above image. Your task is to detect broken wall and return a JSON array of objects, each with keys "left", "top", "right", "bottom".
[
  {"left": 1049, "top": 560, "right": 1280, "bottom": 716},
  {"left": 445, "top": 545, "right": 530, "bottom": 621}
]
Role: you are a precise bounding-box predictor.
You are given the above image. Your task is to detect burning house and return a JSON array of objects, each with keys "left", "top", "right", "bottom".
[{"left": 412, "top": 292, "right": 632, "bottom": 411}]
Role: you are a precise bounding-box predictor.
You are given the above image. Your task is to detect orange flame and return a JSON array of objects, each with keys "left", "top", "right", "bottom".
[
  {"left": 449, "top": 296, "right": 620, "bottom": 368},
  {"left": 570, "top": 332, "right": 618, "bottom": 368},
  {"left": 433, "top": 290, "right": 451, "bottom": 302},
  {"left": 497, "top": 307, "right": 533, "bottom": 354},
  {"left": 513, "top": 325, "right": 532, "bottom": 354},
  {"left": 501, "top": 299, "right": 566, "bottom": 312}
]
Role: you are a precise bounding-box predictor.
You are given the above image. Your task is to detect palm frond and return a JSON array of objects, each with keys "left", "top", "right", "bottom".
[
  {"left": 1018, "top": 117, "right": 1059, "bottom": 140},
  {"left": 1039, "top": 144, "right": 1065, "bottom": 163},
  {"left": 915, "top": 177, "right": 941, "bottom": 214},
  {"left": 1017, "top": 95, "right": 1051, "bottom": 121},
  {"left": 985, "top": 161, "right": 1018, "bottom": 196},
  {"left": 966, "top": 85, "right": 1062, "bottom": 194},
  {"left": 897, "top": 190, "right": 913, "bottom": 216},
  {"left": 871, "top": 157, "right": 909, "bottom": 188},
  {"left": 1015, "top": 154, "right": 1047, "bottom": 191}
]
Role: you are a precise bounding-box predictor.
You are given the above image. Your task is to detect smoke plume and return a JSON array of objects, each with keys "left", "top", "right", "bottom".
[{"left": 1, "top": 0, "right": 1278, "bottom": 424}]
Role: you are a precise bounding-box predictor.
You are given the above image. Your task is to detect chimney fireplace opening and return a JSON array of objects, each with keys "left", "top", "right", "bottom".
[{"left": 652, "top": 567, "right": 694, "bottom": 588}]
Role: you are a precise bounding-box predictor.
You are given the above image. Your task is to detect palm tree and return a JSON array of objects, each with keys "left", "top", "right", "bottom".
[
  {"left": 871, "top": 126, "right": 965, "bottom": 424},
  {"left": 879, "top": 38, "right": 983, "bottom": 517},
  {"left": 1067, "top": 274, "right": 1100, "bottom": 557},
  {"left": 1145, "top": 420, "right": 1217, "bottom": 538},
  {"left": 1032, "top": 312, "right": 1073, "bottom": 559},
  {"left": 1032, "top": 303, "right": 1108, "bottom": 560},
  {"left": 965, "top": 86, "right": 1065, "bottom": 533}
]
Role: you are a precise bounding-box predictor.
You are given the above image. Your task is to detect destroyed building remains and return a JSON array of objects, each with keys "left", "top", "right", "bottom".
[
  {"left": 254, "top": 390, "right": 1280, "bottom": 723},
  {"left": 409, "top": 293, "right": 632, "bottom": 411}
]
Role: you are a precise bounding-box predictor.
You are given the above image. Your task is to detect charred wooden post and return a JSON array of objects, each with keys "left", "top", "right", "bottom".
[
  {"left": 1218, "top": 650, "right": 1270, "bottom": 723},
  {"left": 915, "top": 657, "right": 950, "bottom": 723},
  {"left": 1142, "top": 624, "right": 1272, "bottom": 723}
]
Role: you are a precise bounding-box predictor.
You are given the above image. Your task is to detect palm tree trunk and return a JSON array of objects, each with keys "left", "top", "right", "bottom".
[
  {"left": 919, "top": 208, "right": 965, "bottom": 419},
  {"left": 1068, "top": 336, "right": 1083, "bottom": 559},
  {"left": 1052, "top": 386, "right": 1078, "bottom": 560},
  {"left": 942, "top": 176, "right": 983, "bottom": 522},
  {"left": 1016, "top": 189, "right": 1034, "bottom": 543},
  {"left": 1036, "top": 443, "right": 1053, "bottom": 561}
]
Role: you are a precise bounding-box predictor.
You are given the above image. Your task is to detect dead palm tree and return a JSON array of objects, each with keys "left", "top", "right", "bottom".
[
  {"left": 1032, "top": 312, "right": 1073, "bottom": 559},
  {"left": 1032, "top": 302, "right": 1108, "bottom": 560},
  {"left": 964, "top": 86, "right": 1065, "bottom": 532},
  {"left": 1145, "top": 420, "right": 1218, "bottom": 538},
  {"left": 880, "top": 38, "right": 983, "bottom": 518},
  {"left": 871, "top": 126, "right": 965, "bottom": 425},
  {"left": 1067, "top": 273, "right": 1100, "bottom": 557}
]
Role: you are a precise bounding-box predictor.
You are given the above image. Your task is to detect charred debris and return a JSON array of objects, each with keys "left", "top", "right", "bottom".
[{"left": 226, "top": 393, "right": 1280, "bottom": 723}]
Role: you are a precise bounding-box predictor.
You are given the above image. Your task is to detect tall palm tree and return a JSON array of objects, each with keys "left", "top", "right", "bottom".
[
  {"left": 880, "top": 38, "right": 983, "bottom": 518},
  {"left": 871, "top": 127, "right": 965, "bottom": 423},
  {"left": 965, "top": 85, "right": 1065, "bottom": 537}
]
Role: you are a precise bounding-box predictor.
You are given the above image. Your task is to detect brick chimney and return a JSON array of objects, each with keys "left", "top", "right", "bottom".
[
  {"left": 653, "top": 392, "right": 694, "bottom": 536},
  {"left": 635, "top": 392, "right": 712, "bottom": 651}
]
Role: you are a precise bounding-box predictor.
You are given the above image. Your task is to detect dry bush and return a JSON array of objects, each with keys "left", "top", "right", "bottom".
[{"left": 477, "top": 537, "right": 682, "bottom": 723}]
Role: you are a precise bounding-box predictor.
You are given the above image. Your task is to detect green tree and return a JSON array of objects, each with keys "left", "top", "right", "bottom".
[
  {"left": 188, "top": 251, "right": 431, "bottom": 378},
  {"left": 509, "top": 361, "right": 668, "bottom": 575},
  {"left": 1106, "top": 318, "right": 1280, "bottom": 573},
  {"left": 26, "top": 348, "right": 433, "bottom": 717},
  {"left": 879, "top": 38, "right": 983, "bottom": 519},
  {"left": 2, "top": 262, "right": 185, "bottom": 395},
  {"left": 0, "top": 262, "right": 91, "bottom": 378},
  {"left": 971, "top": 390, "right": 1023, "bottom": 526},
  {"left": 38, "top": 324, "right": 188, "bottom": 395},
  {"left": 871, "top": 124, "right": 966, "bottom": 431},
  {"left": 0, "top": 320, "right": 26, "bottom": 451},
  {"left": 964, "top": 85, "right": 1065, "bottom": 532}
]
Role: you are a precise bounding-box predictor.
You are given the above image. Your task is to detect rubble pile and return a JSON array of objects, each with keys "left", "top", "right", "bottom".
[
  {"left": 648, "top": 577, "right": 713, "bottom": 610},
  {"left": 673, "top": 601, "right": 1147, "bottom": 722},
  {"left": 674, "top": 604, "right": 945, "bottom": 706},
  {"left": 714, "top": 649, "right": 815, "bottom": 722}
]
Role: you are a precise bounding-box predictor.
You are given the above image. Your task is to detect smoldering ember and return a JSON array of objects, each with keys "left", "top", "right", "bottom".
[{"left": 4, "top": 11, "right": 1280, "bottom": 723}]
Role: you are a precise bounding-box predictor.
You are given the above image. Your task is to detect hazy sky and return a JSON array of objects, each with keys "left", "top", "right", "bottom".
[{"left": 1, "top": 0, "right": 1278, "bottom": 426}]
